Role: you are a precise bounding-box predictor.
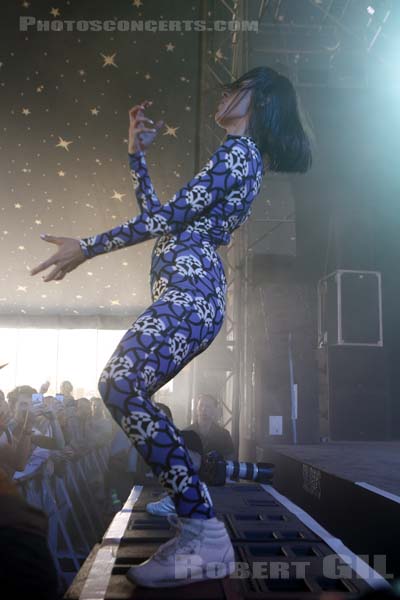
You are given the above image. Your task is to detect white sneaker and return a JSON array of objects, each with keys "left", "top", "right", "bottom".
[
  {"left": 145, "top": 482, "right": 213, "bottom": 517},
  {"left": 146, "top": 492, "right": 176, "bottom": 516},
  {"left": 126, "top": 513, "right": 235, "bottom": 588}
]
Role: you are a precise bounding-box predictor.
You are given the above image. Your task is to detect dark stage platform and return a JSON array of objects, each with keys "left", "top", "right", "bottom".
[
  {"left": 260, "top": 442, "right": 400, "bottom": 584},
  {"left": 263, "top": 442, "right": 400, "bottom": 497},
  {"left": 64, "top": 479, "right": 391, "bottom": 599}
]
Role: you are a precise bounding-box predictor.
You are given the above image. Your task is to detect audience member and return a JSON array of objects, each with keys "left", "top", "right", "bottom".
[
  {"left": 7, "top": 386, "right": 65, "bottom": 451},
  {"left": 0, "top": 390, "right": 32, "bottom": 478},
  {"left": 60, "top": 380, "right": 74, "bottom": 401},
  {"left": 63, "top": 396, "right": 80, "bottom": 445},
  {"left": 90, "top": 396, "right": 113, "bottom": 443},
  {"left": 106, "top": 422, "right": 140, "bottom": 509},
  {"left": 0, "top": 466, "right": 58, "bottom": 599},
  {"left": 184, "top": 393, "right": 235, "bottom": 461}
]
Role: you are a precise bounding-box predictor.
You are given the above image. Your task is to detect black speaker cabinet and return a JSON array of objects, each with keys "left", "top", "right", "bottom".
[
  {"left": 318, "top": 270, "right": 382, "bottom": 346},
  {"left": 317, "top": 345, "right": 391, "bottom": 441}
]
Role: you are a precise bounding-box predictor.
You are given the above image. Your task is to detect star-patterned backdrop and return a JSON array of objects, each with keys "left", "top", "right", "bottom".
[{"left": 0, "top": 0, "right": 226, "bottom": 323}]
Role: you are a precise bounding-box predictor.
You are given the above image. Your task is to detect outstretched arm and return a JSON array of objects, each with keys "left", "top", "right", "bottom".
[
  {"left": 79, "top": 140, "right": 246, "bottom": 259},
  {"left": 129, "top": 151, "right": 162, "bottom": 214}
]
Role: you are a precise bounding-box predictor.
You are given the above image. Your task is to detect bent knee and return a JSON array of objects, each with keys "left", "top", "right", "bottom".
[{"left": 97, "top": 359, "right": 150, "bottom": 403}]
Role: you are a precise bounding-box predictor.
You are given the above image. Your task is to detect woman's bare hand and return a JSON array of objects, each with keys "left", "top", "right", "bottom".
[
  {"left": 128, "top": 99, "right": 164, "bottom": 153},
  {"left": 30, "top": 234, "right": 87, "bottom": 282}
]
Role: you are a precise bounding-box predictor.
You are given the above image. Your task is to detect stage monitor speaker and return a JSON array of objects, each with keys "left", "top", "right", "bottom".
[
  {"left": 318, "top": 270, "right": 382, "bottom": 346},
  {"left": 317, "top": 345, "right": 391, "bottom": 441}
]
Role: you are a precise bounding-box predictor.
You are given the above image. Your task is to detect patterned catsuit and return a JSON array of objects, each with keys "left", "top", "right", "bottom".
[{"left": 79, "top": 134, "right": 264, "bottom": 519}]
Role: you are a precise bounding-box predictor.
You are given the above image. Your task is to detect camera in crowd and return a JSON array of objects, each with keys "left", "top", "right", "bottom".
[{"left": 200, "top": 450, "right": 274, "bottom": 486}]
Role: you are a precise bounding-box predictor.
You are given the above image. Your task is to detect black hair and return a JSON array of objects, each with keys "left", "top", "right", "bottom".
[{"left": 216, "top": 66, "right": 314, "bottom": 174}]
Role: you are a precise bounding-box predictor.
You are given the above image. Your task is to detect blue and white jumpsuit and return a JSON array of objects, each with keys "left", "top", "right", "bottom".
[{"left": 79, "top": 134, "right": 264, "bottom": 519}]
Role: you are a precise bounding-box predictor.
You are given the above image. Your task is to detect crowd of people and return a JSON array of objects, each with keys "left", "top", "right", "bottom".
[
  {"left": 0, "top": 381, "right": 114, "bottom": 481},
  {"left": 0, "top": 379, "right": 117, "bottom": 597},
  {"left": 0, "top": 381, "right": 236, "bottom": 598}
]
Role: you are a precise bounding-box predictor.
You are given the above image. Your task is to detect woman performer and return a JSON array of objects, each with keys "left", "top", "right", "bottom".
[{"left": 30, "top": 66, "right": 312, "bottom": 588}]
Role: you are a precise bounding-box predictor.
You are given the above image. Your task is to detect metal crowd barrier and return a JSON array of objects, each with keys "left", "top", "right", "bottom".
[{"left": 15, "top": 444, "right": 111, "bottom": 592}]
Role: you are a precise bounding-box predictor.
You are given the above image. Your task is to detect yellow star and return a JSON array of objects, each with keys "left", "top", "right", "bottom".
[
  {"left": 22, "top": 108, "right": 31, "bottom": 116},
  {"left": 56, "top": 137, "right": 73, "bottom": 151},
  {"left": 100, "top": 53, "right": 118, "bottom": 68},
  {"left": 110, "top": 299, "right": 120, "bottom": 305},
  {"left": 50, "top": 7, "right": 60, "bottom": 17},
  {"left": 163, "top": 124, "right": 179, "bottom": 138},
  {"left": 14, "top": 203, "right": 22, "bottom": 209},
  {"left": 111, "top": 190, "right": 126, "bottom": 202},
  {"left": 90, "top": 107, "right": 100, "bottom": 115},
  {"left": 18, "top": 246, "right": 25, "bottom": 250},
  {"left": 35, "top": 219, "right": 42, "bottom": 225},
  {"left": 165, "top": 42, "right": 175, "bottom": 52},
  {"left": 58, "top": 170, "right": 65, "bottom": 176}
]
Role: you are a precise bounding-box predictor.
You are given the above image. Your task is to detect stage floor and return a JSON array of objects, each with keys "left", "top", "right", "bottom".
[
  {"left": 65, "top": 481, "right": 385, "bottom": 599},
  {"left": 268, "top": 442, "right": 400, "bottom": 497}
]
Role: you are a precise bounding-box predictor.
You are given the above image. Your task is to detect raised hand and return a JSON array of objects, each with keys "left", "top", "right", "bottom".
[
  {"left": 39, "top": 380, "right": 50, "bottom": 394},
  {"left": 128, "top": 99, "right": 164, "bottom": 153},
  {"left": 30, "top": 234, "right": 87, "bottom": 282}
]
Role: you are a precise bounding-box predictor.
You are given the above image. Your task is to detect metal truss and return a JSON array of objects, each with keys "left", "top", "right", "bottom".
[
  {"left": 188, "top": 0, "right": 396, "bottom": 456},
  {"left": 252, "top": 0, "right": 395, "bottom": 89}
]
